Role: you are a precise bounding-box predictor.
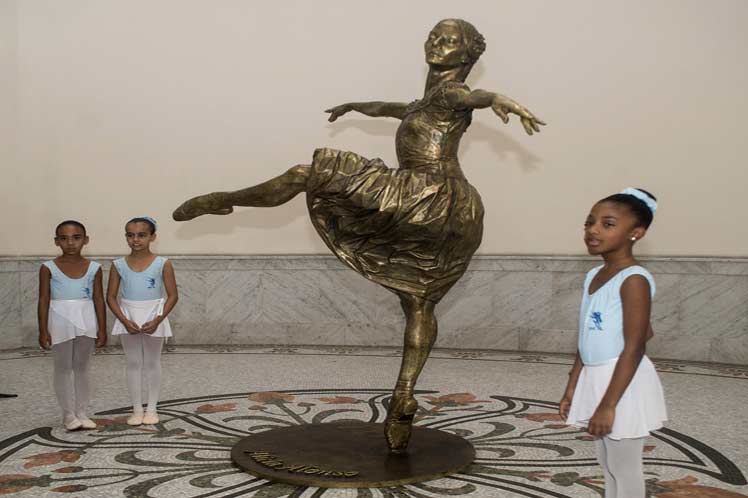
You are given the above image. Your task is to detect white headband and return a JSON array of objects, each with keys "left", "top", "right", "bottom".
[{"left": 620, "top": 188, "right": 657, "bottom": 214}]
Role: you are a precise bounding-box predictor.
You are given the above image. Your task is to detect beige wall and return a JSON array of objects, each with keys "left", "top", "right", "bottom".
[{"left": 2, "top": 0, "right": 747, "bottom": 257}]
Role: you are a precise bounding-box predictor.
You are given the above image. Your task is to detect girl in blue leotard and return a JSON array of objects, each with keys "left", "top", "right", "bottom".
[
  {"left": 560, "top": 188, "right": 667, "bottom": 498},
  {"left": 38, "top": 220, "right": 107, "bottom": 430},
  {"left": 107, "top": 217, "right": 178, "bottom": 426}
]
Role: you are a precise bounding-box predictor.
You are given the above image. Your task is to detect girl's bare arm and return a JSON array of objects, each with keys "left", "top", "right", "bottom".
[
  {"left": 37, "top": 266, "right": 52, "bottom": 349},
  {"left": 93, "top": 267, "right": 107, "bottom": 347}
]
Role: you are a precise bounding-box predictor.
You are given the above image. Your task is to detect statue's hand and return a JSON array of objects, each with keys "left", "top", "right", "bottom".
[
  {"left": 492, "top": 95, "right": 546, "bottom": 135},
  {"left": 172, "top": 192, "right": 233, "bottom": 222},
  {"left": 325, "top": 104, "right": 353, "bottom": 122}
]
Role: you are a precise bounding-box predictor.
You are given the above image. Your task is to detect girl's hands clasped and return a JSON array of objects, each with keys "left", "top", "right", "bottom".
[
  {"left": 124, "top": 319, "right": 142, "bottom": 335},
  {"left": 140, "top": 319, "right": 161, "bottom": 335}
]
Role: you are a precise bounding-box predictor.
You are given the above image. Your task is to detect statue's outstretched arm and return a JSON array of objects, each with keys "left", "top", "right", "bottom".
[
  {"left": 326, "top": 102, "right": 409, "bottom": 122},
  {"left": 447, "top": 87, "right": 546, "bottom": 136}
]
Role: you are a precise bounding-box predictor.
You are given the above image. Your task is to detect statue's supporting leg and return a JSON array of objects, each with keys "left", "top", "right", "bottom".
[
  {"left": 385, "top": 294, "right": 437, "bottom": 452},
  {"left": 172, "top": 165, "right": 310, "bottom": 221}
]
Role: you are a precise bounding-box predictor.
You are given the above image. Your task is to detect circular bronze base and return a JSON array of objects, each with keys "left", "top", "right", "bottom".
[{"left": 231, "top": 421, "right": 475, "bottom": 488}]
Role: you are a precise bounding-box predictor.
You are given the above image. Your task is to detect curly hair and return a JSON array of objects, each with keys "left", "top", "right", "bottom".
[{"left": 438, "top": 18, "right": 486, "bottom": 65}]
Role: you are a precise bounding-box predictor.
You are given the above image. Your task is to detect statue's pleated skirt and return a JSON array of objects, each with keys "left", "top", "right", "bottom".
[{"left": 307, "top": 148, "right": 484, "bottom": 302}]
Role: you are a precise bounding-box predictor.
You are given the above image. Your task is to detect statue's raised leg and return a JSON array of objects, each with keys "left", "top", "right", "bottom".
[
  {"left": 172, "top": 165, "right": 310, "bottom": 221},
  {"left": 385, "top": 294, "right": 437, "bottom": 452}
]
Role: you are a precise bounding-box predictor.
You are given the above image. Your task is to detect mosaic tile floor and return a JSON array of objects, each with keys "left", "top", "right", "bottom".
[{"left": 1, "top": 346, "right": 746, "bottom": 497}]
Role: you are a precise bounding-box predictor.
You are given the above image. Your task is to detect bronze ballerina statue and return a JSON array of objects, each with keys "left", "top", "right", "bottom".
[{"left": 173, "top": 18, "right": 544, "bottom": 453}]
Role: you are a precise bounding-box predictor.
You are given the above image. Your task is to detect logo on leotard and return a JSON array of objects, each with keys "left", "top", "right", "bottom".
[
  {"left": 146, "top": 278, "right": 156, "bottom": 289},
  {"left": 83, "top": 287, "right": 91, "bottom": 298},
  {"left": 590, "top": 312, "right": 603, "bottom": 331}
]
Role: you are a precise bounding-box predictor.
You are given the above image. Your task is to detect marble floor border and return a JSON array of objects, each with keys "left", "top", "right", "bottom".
[{"left": 2, "top": 345, "right": 747, "bottom": 381}]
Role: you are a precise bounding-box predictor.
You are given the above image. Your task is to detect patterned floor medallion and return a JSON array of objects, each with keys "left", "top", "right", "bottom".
[{"left": 1, "top": 388, "right": 746, "bottom": 497}]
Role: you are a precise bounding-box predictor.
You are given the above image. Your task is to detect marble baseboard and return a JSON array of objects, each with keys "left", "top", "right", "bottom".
[{"left": 2, "top": 255, "right": 747, "bottom": 364}]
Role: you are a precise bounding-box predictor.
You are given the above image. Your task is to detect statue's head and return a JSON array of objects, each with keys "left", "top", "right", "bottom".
[{"left": 425, "top": 19, "right": 486, "bottom": 68}]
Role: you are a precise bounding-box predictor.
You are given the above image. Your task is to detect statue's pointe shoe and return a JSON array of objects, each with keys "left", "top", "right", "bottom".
[
  {"left": 172, "top": 193, "right": 233, "bottom": 221},
  {"left": 384, "top": 392, "right": 419, "bottom": 453}
]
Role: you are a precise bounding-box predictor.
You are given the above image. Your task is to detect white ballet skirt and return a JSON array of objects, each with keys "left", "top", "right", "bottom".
[
  {"left": 565, "top": 356, "right": 667, "bottom": 440},
  {"left": 111, "top": 298, "right": 172, "bottom": 338},
  {"left": 48, "top": 299, "right": 98, "bottom": 345}
]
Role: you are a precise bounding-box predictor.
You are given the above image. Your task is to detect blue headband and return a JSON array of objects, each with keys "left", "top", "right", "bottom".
[
  {"left": 620, "top": 188, "right": 657, "bottom": 214},
  {"left": 137, "top": 216, "right": 157, "bottom": 230}
]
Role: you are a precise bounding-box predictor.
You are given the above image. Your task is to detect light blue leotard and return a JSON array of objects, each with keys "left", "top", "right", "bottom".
[
  {"left": 43, "top": 260, "right": 100, "bottom": 300},
  {"left": 112, "top": 256, "right": 167, "bottom": 301},
  {"left": 578, "top": 265, "right": 656, "bottom": 365}
]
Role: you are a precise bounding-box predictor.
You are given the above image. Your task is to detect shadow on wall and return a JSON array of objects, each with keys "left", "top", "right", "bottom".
[{"left": 460, "top": 121, "right": 543, "bottom": 174}]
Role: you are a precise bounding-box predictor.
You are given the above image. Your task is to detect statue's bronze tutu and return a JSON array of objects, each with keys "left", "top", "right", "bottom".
[{"left": 173, "top": 18, "right": 544, "bottom": 452}]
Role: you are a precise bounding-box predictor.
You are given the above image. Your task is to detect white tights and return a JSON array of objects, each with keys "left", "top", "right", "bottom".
[
  {"left": 595, "top": 436, "right": 646, "bottom": 498},
  {"left": 52, "top": 337, "right": 95, "bottom": 423},
  {"left": 120, "top": 334, "right": 164, "bottom": 414}
]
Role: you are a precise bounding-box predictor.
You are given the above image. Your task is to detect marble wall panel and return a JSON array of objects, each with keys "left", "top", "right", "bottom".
[
  {"left": 342, "top": 322, "right": 401, "bottom": 347},
  {"left": 709, "top": 261, "right": 748, "bottom": 276},
  {"left": 185, "top": 322, "right": 286, "bottom": 345},
  {"left": 205, "top": 271, "right": 262, "bottom": 324},
  {"left": 19, "top": 271, "right": 38, "bottom": 347},
  {"left": 1, "top": 256, "right": 747, "bottom": 364},
  {"left": 0, "top": 272, "right": 22, "bottom": 347},
  {"left": 679, "top": 275, "right": 748, "bottom": 338},
  {"left": 166, "top": 322, "right": 203, "bottom": 344},
  {"left": 550, "top": 272, "right": 585, "bottom": 331},
  {"left": 710, "top": 335, "right": 748, "bottom": 364},
  {"left": 646, "top": 334, "right": 711, "bottom": 362},
  {"left": 260, "top": 270, "right": 366, "bottom": 324},
  {"left": 285, "top": 322, "right": 344, "bottom": 346},
  {"left": 644, "top": 260, "right": 712, "bottom": 275},
  {"left": 519, "top": 328, "right": 578, "bottom": 354},
  {"left": 650, "top": 274, "right": 680, "bottom": 336},
  {"left": 168, "top": 271, "right": 207, "bottom": 326},
  {"left": 492, "top": 272, "right": 553, "bottom": 329},
  {"left": 236, "top": 323, "right": 289, "bottom": 345},
  {"left": 0, "top": 260, "right": 19, "bottom": 273},
  {"left": 322, "top": 269, "right": 397, "bottom": 325},
  {"left": 437, "top": 325, "right": 520, "bottom": 350},
  {"left": 438, "top": 271, "right": 497, "bottom": 331}
]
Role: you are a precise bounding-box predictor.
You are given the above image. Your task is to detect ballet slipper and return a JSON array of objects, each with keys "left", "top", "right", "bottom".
[
  {"left": 142, "top": 412, "right": 159, "bottom": 425},
  {"left": 64, "top": 419, "right": 83, "bottom": 431},
  {"left": 78, "top": 416, "right": 97, "bottom": 430},
  {"left": 127, "top": 413, "right": 144, "bottom": 426}
]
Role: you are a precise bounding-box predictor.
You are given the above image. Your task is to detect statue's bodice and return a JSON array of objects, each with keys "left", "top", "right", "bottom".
[{"left": 395, "top": 81, "right": 472, "bottom": 178}]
